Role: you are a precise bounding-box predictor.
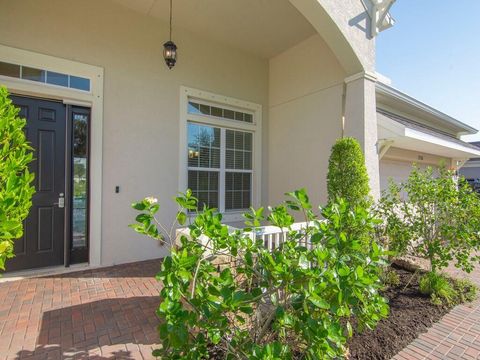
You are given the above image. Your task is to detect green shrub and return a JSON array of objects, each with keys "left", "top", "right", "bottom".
[
  {"left": 418, "top": 272, "right": 478, "bottom": 306},
  {"left": 419, "top": 272, "right": 456, "bottom": 305},
  {"left": 452, "top": 278, "right": 477, "bottom": 304},
  {"left": 131, "top": 189, "right": 389, "bottom": 359},
  {"left": 327, "top": 137, "right": 371, "bottom": 208},
  {"left": 0, "top": 87, "right": 35, "bottom": 271},
  {"left": 381, "top": 268, "right": 400, "bottom": 287},
  {"left": 376, "top": 165, "right": 480, "bottom": 274}
]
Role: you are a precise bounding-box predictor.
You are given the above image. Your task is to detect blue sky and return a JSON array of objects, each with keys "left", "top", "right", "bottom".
[{"left": 376, "top": 0, "right": 480, "bottom": 141}]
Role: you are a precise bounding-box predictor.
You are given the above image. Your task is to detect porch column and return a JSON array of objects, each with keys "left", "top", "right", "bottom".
[{"left": 343, "top": 72, "right": 380, "bottom": 199}]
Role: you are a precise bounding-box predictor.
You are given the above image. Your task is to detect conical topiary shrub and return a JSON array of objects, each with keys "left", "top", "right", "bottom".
[{"left": 327, "top": 137, "right": 371, "bottom": 208}]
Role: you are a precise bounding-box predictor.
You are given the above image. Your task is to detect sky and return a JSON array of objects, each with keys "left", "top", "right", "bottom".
[{"left": 376, "top": 0, "right": 480, "bottom": 141}]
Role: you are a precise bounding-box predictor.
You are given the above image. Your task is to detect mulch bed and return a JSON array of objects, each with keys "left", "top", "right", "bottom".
[{"left": 347, "top": 266, "right": 450, "bottom": 360}]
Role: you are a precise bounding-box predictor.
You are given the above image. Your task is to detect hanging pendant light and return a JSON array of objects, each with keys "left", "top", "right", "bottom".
[{"left": 163, "top": 0, "right": 177, "bottom": 69}]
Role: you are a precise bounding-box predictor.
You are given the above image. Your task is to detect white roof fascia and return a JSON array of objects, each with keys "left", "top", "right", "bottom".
[
  {"left": 376, "top": 82, "right": 478, "bottom": 136},
  {"left": 404, "top": 127, "right": 480, "bottom": 157},
  {"left": 378, "top": 111, "right": 480, "bottom": 158}
]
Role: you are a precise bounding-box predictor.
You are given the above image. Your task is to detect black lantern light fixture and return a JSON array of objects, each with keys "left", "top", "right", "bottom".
[{"left": 163, "top": 0, "right": 177, "bottom": 69}]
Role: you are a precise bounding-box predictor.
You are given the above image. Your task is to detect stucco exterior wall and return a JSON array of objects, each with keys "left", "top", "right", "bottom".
[
  {"left": 290, "top": 0, "right": 375, "bottom": 74},
  {"left": 383, "top": 147, "right": 450, "bottom": 167},
  {"left": 379, "top": 159, "right": 425, "bottom": 191},
  {"left": 0, "top": 0, "right": 269, "bottom": 266},
  {"left": 268, "top": 34, "right": 346, "bottom": 206},
  {"left": 380, "top": 147, "right": 449, "bottom": 191},
  {"left": 316, "top": 0, "right": 375, "bottom": 71},
  {"left": 344, "top": 75, "right": 380, "bottom": 198}
]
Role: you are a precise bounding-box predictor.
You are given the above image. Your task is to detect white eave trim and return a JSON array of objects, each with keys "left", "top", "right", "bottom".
[
  {"left": 376, "top": 82, "right": 478, "bottom": 135},
  {"left": 404, "top": 128, "right": 480, "bottom": 157},
  {"left": 378, "top": 113, "right": 480, "bottom": 158}
]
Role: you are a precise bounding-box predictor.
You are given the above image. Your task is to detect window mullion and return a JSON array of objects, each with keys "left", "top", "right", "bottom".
[{"left": 219, "top": 128, "right": 226, "bottom": 213}]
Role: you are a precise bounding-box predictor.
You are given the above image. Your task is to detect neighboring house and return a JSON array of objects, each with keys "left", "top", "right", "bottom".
[
  {"left": 0, "top": 0, "right": 475, "bottom": 273},
  {"left": 459, "top": 142, "right": 480, "bottom": 191},
  {"left": 376, "top": 79, "right": 480, "bottom": 191}
]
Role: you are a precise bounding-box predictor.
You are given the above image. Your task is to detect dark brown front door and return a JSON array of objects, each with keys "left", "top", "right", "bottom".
[{"left": 8, "top": 96, "right": 66, "bottom": 271}]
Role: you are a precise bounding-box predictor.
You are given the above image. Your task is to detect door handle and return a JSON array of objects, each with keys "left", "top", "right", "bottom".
[{"left": 54, "top": 193, "right": 65, "bottom": 208}]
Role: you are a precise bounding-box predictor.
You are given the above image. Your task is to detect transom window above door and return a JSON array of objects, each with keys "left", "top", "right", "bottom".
[
  {"left": 0, "top": 61, "right": 91, "bottom": 92},
  {"left": 181, "top": 87, "right": 261, "bottom": 216}
]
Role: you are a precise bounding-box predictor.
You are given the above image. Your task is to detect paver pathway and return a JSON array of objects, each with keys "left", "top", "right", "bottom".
[
  {"left": 2, "top": 258, "right": 480, "bottom": 359},
  {"left": 0, "top": 259, "right": 163, "bottom": 359},
  {"left": 393, "top": 264, "right": 480, "bottom": 360}
]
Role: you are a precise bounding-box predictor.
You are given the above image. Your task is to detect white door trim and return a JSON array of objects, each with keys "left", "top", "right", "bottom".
[{"left": 0, "top": 44, "right": 104, "bottom": 267}]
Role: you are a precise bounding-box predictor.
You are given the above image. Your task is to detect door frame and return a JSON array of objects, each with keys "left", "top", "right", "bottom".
[{"left": 0, "top": 44, "right": 104, "bottom": 267}]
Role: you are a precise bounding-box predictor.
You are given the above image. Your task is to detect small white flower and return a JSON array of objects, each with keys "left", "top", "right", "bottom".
[{"left": 145, "top": 197, "right": 158, "bottom": 205}]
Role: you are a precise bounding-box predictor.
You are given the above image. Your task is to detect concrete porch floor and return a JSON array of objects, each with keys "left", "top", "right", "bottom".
[{"left": 0, "top": 259, "right": 163, "bottom": 359}]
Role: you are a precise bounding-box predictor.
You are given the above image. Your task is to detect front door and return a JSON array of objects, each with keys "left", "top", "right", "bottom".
[{"left": 7, "top": 96, "right": 66, "bottom": 271}]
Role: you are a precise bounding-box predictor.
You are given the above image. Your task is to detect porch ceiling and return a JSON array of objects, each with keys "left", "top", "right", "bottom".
[{"left": 110, "top": 0, "right": 316, "bottom": 58}]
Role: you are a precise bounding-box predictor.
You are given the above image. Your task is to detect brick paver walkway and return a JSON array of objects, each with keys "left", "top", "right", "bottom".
[
  {"left": 0, "top": 259, "right": 163, "bottom": 359},
  {"left": 393, "top": 264, "right": 480, "bottom": 360},
  {"left": 2, "top": 258, "right": 480, "bottom": 359}
]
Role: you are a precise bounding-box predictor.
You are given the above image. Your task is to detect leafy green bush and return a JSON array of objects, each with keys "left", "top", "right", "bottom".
[
  {"left": 376, "top": 165, "right": 480, "bottom": 274},
  {"left": 452, "top": 278, "right": 477, "bottom": 304},
  {"left": 0, "top": 87, "right": 35, "bottom": 270},
  {"left": 418, "top": 272, "right": 478, "bottom": 306},
  {"left": 419, "top": 272, "right": 456, "bottom": 305},
  {"left": 131, "top": 189, "right": 388, "bottom": 359},
  {"left": 381, "top": 268, "right": 400, "bottom": 287},
  {"left": 327, "top": 137, "right": 371, "bottom": 208}
]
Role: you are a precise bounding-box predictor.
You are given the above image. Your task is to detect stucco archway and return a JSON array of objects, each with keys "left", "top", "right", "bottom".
[{"left": 289, "top": 0, "right": 371, "bottom": 75}]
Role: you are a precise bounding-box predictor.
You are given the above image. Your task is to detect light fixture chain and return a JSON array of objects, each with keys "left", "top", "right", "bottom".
[{"left": 169, "top": 0, "right": 173, "bottom": 41}]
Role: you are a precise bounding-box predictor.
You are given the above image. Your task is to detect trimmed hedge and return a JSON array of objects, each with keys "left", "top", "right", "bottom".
[{"left": 327, "top": 137, "right": 371, "bottom": 208}]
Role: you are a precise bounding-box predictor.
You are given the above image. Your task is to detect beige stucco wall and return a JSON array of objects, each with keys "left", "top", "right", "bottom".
[
  {"left": 315, "top": 0, "right": 375, "bottom": 72},
  {"left": 268, "top": 34, "right": 346, "bottom": 207},
  {"left": 379, "top": 147, "right": 449, "bottom": 191},
  {"left": 289, "top": 0, "right": 375, "bottom": 75},
  {"left": 344, "top": 75, "right": 380, "bottom": 199},
  {"left": 0, "top": 0, "right": 269, "bottom": 265},
  {"left": 379, "top": 159, "right": 422, "bottom": 192}
]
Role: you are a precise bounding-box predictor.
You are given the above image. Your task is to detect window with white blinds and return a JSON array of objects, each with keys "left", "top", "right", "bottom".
[
  {"left": 181, "top": 87, "right": 260, "bottom": 217},
  {"left": 187, "top": 123, "right": 253, "bottom": 211},
  {"left": 186, "top": 100, "right": 255, "bottom": 212}
]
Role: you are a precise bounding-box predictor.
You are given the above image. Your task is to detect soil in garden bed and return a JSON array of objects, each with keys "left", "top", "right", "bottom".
[{"left": 347, "top": 266, "right": 450, "bottom": 360}]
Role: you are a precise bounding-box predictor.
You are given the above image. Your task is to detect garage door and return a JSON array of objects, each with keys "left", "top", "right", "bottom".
[{"left": 379, "top": 159, "right": 430, "bottom": 192}]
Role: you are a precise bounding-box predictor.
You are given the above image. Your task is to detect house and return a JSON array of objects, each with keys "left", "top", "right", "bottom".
[
  {"left": 375, "top": 79, "right": 480, "bottom": 191},
  {"left": 0, "top": 0, "right": 476, "bottom": 273},
  {"left": 458, "top": 142, "right": 480, "bottom": 190}
]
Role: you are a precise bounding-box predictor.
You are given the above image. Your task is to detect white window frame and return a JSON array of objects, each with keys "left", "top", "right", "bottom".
[{"left": 179, "top": 86, "right": 262, "bottom": 222}]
